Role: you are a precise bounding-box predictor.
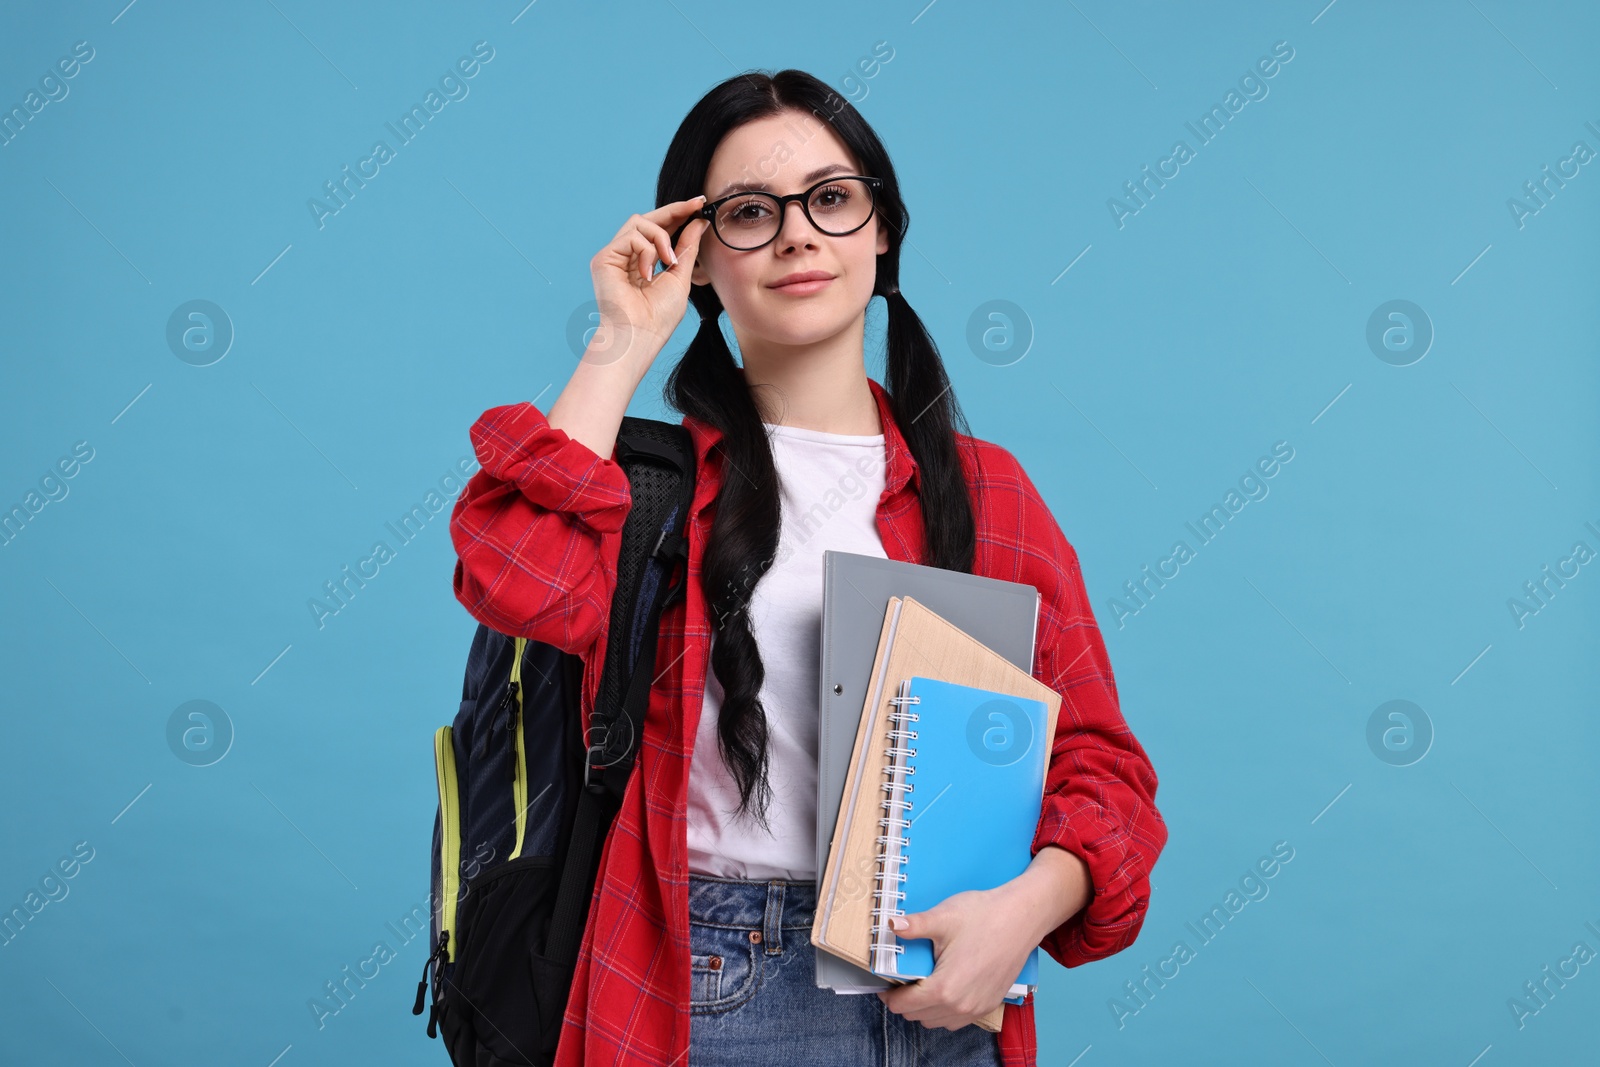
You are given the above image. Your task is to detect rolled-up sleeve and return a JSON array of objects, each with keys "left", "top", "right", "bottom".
[
  {"left": 1008, "top": 460, "right": 1167, "bottom": 967},
  {"left": 450, "top": 401, "right": 633, "bottom": 656}
]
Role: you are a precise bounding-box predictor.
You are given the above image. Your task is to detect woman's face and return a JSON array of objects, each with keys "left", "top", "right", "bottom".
[{"left": 690, "top": 109, "right": 890, "bottom": 350}]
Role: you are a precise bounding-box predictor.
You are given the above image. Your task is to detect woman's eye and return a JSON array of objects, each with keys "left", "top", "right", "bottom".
[{"left": 727, "top": 200, "right": 770, "bottom": 223}]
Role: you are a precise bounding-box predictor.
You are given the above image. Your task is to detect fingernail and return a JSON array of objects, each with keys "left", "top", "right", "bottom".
[
  {"left": 669, "top": 250, "right": 679, "bottom": 265},
  {"left": 890, "top": 916, "right": 907, "bottom": 932}
]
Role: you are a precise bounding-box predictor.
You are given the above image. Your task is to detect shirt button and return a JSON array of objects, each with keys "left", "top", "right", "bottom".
[{"left": 749, "top": 930, "right": 762, "bottom": 944}]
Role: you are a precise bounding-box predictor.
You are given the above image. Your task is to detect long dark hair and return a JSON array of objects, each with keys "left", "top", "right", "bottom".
[{"left": 657, "top": 69, "right": 976, "bottom": 830}]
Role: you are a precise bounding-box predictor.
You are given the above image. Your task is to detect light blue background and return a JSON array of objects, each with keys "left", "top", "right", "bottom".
[{"left": 3, "top": 1, "right": 1596, "bottom": 1064}]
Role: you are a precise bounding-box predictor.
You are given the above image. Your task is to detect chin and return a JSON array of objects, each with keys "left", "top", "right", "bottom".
[{"left": 754, "top": 308, "right": 858, "bottom": 347}]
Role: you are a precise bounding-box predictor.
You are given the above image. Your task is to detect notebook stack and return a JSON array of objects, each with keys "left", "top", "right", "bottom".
[{"left": 811, "top": 592, "right": 1061, "bottom": 1034}]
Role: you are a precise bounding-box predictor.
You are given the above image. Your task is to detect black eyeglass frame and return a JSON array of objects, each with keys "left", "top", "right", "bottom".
[{"left": 695, "top": 174, "right": 884, "bottom": 250}]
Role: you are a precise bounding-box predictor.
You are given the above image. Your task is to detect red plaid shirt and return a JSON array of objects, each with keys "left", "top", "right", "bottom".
[{"left": 451, "top": 372, "right": 1166, "bottom": 1067}]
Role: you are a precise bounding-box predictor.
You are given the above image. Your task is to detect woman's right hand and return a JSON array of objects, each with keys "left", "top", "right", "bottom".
[{"left": 586, "top": 196, "right": 712, "bottom": 369}]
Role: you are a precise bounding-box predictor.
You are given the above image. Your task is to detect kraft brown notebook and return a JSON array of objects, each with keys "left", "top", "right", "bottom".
[{"left": 811, "top": 596, "right": 1063, "bottom": 1033}]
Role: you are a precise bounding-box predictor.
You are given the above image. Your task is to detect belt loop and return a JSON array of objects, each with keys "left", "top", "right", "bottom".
[{"left": 763, "top": 882, "right": 783, "bottom": 955}]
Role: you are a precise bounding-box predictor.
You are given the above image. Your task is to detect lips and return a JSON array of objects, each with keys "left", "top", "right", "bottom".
[{"left": 769, "top": 270, "right": 835, "bottom": 290}]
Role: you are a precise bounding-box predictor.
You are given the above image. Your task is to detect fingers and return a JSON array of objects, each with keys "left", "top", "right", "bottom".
[
  {"left": 638, "top": 196, "right": 709, "bottom": 283},
  {"left": 597, "top": 196, "right": 710, "bottom": 290},
  {"left": 612, "top": 224, "right": 664, "bottom": 288},
  {"left": 641, "top": 193, "right": 709, "bottom": 229},
  {"left": 618, "top": 233, "right": 655, "bottom": 288},
  {"left": 645, "top": 220, "right": 678, "bottom": 276},
  {"left": 666, "top": 215, "right": 710, "bottom": 275},
  {"left": 880, "top": 980, "right": 994, "bottom": 1032},
  {"left": 643, "top": 217, "right": 710, "bottom": 288}
]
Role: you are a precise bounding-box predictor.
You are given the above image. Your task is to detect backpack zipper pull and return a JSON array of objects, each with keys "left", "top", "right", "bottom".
[
  {"left": 506, "top": 677, "right": 521, "bottom": 782},
  {"left": 413, "top": 929, "right": 448, "bottom": 1020}
]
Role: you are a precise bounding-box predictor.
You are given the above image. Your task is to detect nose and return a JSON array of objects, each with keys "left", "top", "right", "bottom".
[{"left": 774, "top": 197, "right": 820, "bottom": 250}]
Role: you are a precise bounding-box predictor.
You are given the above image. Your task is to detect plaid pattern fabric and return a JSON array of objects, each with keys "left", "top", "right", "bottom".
[{"left": 450, "top": 374, "right": 1167, "bottom": 1067}]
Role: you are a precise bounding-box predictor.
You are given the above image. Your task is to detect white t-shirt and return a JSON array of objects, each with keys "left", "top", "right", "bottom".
[{"left": 686, "top": 420, "right": 889, "bottom": 881}]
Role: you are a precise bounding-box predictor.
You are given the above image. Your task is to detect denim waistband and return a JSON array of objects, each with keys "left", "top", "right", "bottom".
[{"left": 687, "top": 874, "right": 818, "bottom": 934}]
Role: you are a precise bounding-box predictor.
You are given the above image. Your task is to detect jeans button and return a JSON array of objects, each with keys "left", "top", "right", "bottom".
[{"left": 749, "top": 930, "right": 762, "bottom": 944}]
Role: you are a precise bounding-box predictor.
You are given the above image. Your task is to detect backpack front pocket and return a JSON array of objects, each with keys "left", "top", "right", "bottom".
[{"left": 438, "top": 854, "right": 569, "bottom": 1066}]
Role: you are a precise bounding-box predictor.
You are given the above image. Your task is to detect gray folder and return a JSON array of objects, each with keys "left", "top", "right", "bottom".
[{"left": 814, "top": 549, "right": 1041, "bottom": 991}]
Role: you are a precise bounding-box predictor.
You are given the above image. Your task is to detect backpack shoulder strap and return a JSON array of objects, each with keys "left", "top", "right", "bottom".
[{"left": 544, "top": 415, "right": 696, "bottom": 971}]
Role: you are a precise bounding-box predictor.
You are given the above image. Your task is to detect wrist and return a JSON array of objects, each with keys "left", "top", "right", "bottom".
[
  {"left": 999, "top": 845, "right": 1091, "bottom": 947},
  {"left": 577, "top": 337, "right": 656, "bottom": 385}
]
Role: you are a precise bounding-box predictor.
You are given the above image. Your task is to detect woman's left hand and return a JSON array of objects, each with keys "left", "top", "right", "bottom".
[
  {"left": 875, "top": 845, "right": 1091, "bottom": 1031},
  {"left": 873, "top": 887, "right": 1031, "bottom": 1030}
]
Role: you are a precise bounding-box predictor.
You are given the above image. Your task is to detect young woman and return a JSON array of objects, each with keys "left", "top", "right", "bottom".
[{"left": 451, "top": 69, "right": 1166, "bottom": 1067}]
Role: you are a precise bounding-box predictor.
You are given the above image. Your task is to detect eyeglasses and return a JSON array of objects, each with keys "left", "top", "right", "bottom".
[{"left": 696, "top": 175, "right": 883, "bottom": 251}]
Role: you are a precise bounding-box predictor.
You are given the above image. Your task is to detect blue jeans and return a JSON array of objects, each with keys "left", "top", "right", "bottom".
[{"left": 687, "top": 873, "right": 1004, "bottom": 1067}]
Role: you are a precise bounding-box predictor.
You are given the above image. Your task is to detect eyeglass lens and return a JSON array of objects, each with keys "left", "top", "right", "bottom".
[{"left": 713, "top": 178, "right": 874, "bottom": 249}]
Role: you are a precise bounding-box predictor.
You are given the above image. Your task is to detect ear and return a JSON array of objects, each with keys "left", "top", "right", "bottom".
[
  {"left": 687, "top": 217, "right": 715, "bottom": 288},
  {"left": 876, "top": 216, "right": 889, "bottom": 257}
]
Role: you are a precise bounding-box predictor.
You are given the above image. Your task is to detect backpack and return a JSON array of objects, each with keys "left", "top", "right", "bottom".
[{"left": 414, "top": 416, "right": 697, "bottom": 1066}]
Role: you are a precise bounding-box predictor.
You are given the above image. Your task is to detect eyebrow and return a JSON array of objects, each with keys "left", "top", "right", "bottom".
[{"left": 710, "top": 163, "right": 855, "bottom": 200}]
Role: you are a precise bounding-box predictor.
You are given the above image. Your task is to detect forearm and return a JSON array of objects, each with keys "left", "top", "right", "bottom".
[
  {"left": 546, "top": 338, "right": 652, "bottom": 461},
  {"left": 996, "top": 843, "right": 1092, "bottom": 949}
]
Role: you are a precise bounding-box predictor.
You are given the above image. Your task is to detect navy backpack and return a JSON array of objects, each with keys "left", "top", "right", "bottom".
[{"left": 414, "top": 416, "right": 696, "bottom": 1066}]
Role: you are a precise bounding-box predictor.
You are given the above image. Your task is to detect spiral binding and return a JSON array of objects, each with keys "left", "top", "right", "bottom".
[{"left": 872, "top": 692, "right": 921, "bottom": 970}]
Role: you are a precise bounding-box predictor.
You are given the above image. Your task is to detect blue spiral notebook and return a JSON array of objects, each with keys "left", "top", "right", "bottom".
[{"left": 868, "top": 676, "right": 1051, "bottom": 1001}]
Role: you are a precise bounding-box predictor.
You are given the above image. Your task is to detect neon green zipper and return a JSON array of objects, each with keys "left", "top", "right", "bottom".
[
  {"left": 433, "top": 725, "right": 462, "bottom": 962},
  {"left": 508, "top": 637, "right": 529, "bottom": 860}
]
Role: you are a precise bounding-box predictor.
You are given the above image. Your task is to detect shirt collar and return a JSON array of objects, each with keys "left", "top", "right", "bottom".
[{"left": 680, "top": 370, "right": 920, "bottom": 497}]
